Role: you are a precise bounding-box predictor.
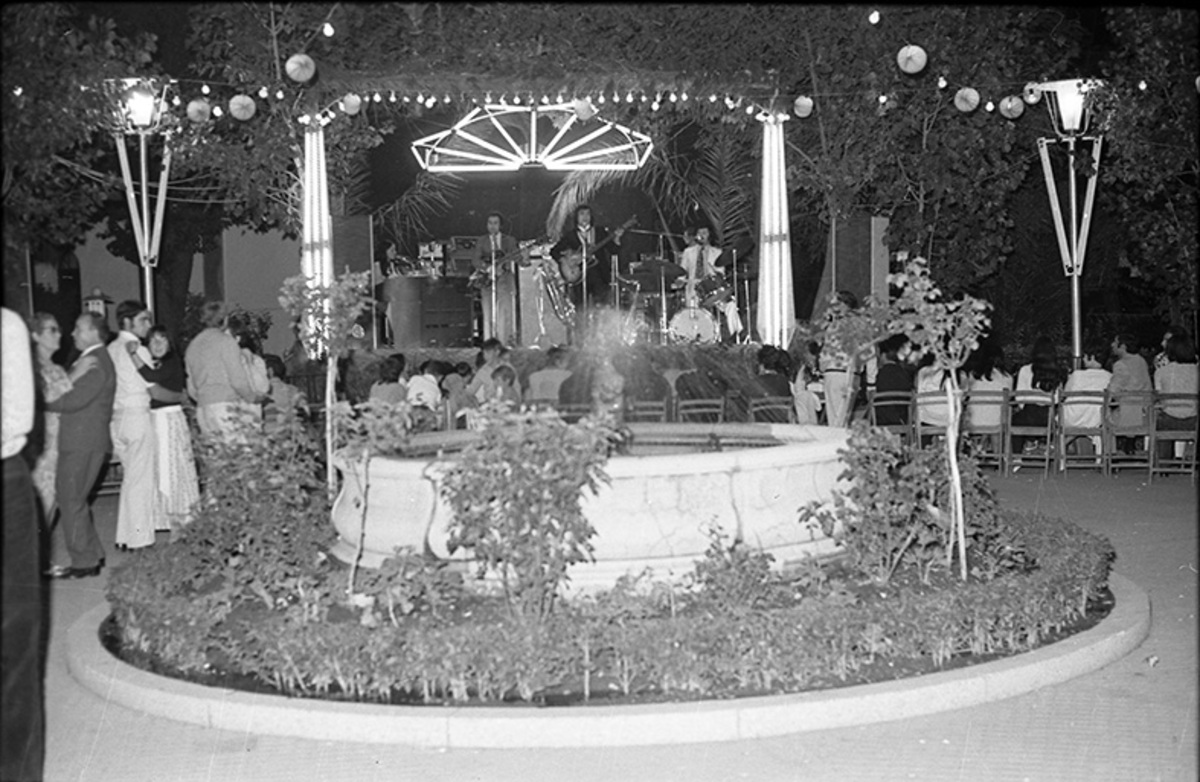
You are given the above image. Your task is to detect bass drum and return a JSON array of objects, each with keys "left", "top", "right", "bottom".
[{"left": 668, "top": 307, "right": 718, "bottom": 343}]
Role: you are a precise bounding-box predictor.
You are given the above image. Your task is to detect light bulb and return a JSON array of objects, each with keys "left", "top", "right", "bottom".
[
  {"left": 258, "top": 86, "right": 269, "bottom": 99},
  {"left": 322, "top": 22, "right": 334, "bottom": 37},
  {"left": 201, "top": 84, "right": 210, "bottom": 95},
  {"left": 276, "top": 89, "right": 284, "bottom": 100},
  {"left": 937, "top": 76, "right": 947, "bottom": 89},
  {"left": 868, "top": 10, "right": 880, "bottom": 24}
]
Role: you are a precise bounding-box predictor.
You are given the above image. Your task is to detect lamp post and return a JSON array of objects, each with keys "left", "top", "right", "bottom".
[
  {"left": 1035, "top": 78, "right": 1104, "bottom": 370},
  {"left": 108, "top": 77, "right": 174, "bottom": 314}
]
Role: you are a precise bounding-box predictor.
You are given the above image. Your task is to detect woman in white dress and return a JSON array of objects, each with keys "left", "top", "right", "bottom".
[{"left": 127, "top": 326, "right": 201, "bottom": 535}]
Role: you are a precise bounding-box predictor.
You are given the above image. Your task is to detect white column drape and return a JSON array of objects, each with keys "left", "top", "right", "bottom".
[
  {"left": 755, "top": 113, "right": 794, "bottom": 349},
  {"left": 300, "top": 113, "right": 335, "bottom": 348}
]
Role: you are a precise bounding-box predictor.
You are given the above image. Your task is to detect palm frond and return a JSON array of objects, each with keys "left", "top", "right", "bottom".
[
  {"left": 692, "top": 127, "right": 757, "bottom": 247},
  {"left": 339, "top": 155, "right": 375, "bottom": 216},
  {"left": 375, "top": 171, "right": 463, "bottom": 253},
  {"left": 544, "top": 169, "right": 631, "bottom": 240}
]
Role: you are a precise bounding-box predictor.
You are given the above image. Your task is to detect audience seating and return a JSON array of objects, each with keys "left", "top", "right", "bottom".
[
  {"left": 676, "top": 397, "right": 725, "bottom": 423},
  {"left": 626, "top": 399, "right": 670, "bottom": 423},
  {"left": 748, "top": 396, "right": 797, "bottom": 424},
  {"left": 867, "top": 390, "right": 914, "bottom": 446},
  {"left": 1149, "top": 392, "right": 1198, "bottom": 484},
  {"left": 960, "top": 389, "right": 1006, "bottom": 469},
  {"left": 1104, "top": 390, "right": 1155, "bottom": 476},
  {"left": 553, "top": 402, "right": 593, "bottom": 424},
  {"left": 913, "top": 390, "right": 950, "bottom": 447},
  {"left": 1055, "top": 390, "right": 1109, "bottom": 476},
  {"left": 1004, "top": 389, "right": 1056, "bottom": 476}
]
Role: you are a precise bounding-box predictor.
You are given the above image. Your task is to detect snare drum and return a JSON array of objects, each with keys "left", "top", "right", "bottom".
[
  {"left": 668, "top": 307, "right": 718, "bottom": 343},
  {"left": 696, "top": 275, "right": 733, "bottom": 307}
]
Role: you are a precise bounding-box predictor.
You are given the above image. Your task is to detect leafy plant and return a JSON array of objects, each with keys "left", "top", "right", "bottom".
[{"left": 440, "top": 403, "right": 615, "bottom": 623}]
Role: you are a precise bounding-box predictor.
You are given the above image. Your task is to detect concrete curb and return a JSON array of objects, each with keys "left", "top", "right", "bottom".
[{"left": 67, "top": 573, "right": 1150, "bottom": 748}]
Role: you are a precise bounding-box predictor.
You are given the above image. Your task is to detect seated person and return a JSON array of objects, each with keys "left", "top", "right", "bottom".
[
  {"left": 489, "top": 364, "right": 522, "bottom": 409},
  {"left": 872, "top": 334, "right": 913, "bottom": 425},
  {"left": 1061, "top": 346, "right": 1112, "bottom": 453},
  {"left": 755, "top": 345, "right": 794, "bottom": 398},
  {"left": 524, "top": 346, "right": 573, "bottom": 406},
  {"left": 368, "top": 353, "right": 407, "bottom": 405},
  {"left": 263, "top": 354, "right": 308, "bottom": 429},
  {"left": 914, "top": 353, "right": 950, "bottom": 433},
  {"left": 1153, "top": 333, "right": 1198, "bottom": 459}
]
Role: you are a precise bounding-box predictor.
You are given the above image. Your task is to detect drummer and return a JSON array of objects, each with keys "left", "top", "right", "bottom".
[
  {"left": 677, "top": 225, "right": 743, "bottom": 338},
  {"left": 677, "top": 225, "right": 722, "bottom": 307}
]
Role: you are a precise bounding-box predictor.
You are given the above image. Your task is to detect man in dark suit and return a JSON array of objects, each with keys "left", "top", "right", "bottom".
[
  {"left": 473, "top": 211, "right": 520, "bottom": 346},
  {"left": 46, "top": 312, "right": 115, "bottom": 579},
  {"left": 549, "top": 204, "right": 625, "bottom": 319}
]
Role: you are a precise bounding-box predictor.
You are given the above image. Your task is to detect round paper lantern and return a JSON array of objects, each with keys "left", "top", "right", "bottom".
[
  {"left": 999, "top": 95, "right": 1025, "bottom": 119},
  {"left": 229, "top": 94, "right": 256, "bottom": 121},
  {"left": 342, "top": 93, "right": 362, "bottom": 115},
  {"left": 572, "top": 97, "right": 596, "bottom": 121},
  {"left": 954, "top": 87, "right": 980, "bottom": 113},
  {"left": 896, "top": 45, "right": 927, "bottom": 75},
  {"left": 285, "top": 53, "right": 316, "bottom": 83},
  {"left": 792, "top": 95, "right": 814, "bottom": 118},
  {"left": 186, "top": 98, "right": 211, "bottom": 123},
  {"left": 1023, "top": 81, "right": 1043, "bottom": 105}
]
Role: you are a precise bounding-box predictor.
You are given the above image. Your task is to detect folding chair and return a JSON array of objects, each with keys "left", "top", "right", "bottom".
[
  {"left": 1104, "top": 390, "right": 1154, "bottom": 477},
  {"left": 1004, "top": 389, "right": 1055, "bottom": 476},
  {"left": 1056, "top": 390, "right": 1108, "bottom": 475},
  {"left": 553, "top": 402, "right": 593, "bottom": 424},
  {"left": 914, "top": 391, "right": 951, "bottom": 448},
  {"left": 1149, "top": 392, "right": 1198, "bottom": 484},
  {"left": 676, "top": 397, "right": 725, "bottom": 423},
  {"left": 748, "top": 396, "right": 797, "bottom": 424},
  {"left": 625, "top": 398, "right": 670, "bottom": 423},
  {"left": 867, "top": 390, "right": 914, "bottom": 446},
  {"left": 961, "top": 389, "right": 1006, "bottom": 469}
]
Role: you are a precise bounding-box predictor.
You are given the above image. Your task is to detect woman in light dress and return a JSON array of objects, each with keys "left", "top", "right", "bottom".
[
  {"left": 126, "top": 326, "right": 200, "bottom": 535},
  {"left": 28, "top": 313, "right": 89, "bottom": 572}
]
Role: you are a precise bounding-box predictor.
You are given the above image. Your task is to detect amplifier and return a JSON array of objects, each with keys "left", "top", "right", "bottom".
[{"left": 444, "top": 236, "right": 478, "bottom": 277}]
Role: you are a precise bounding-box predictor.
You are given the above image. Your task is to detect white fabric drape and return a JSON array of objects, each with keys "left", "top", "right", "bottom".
[
  {"left": 301, "top": 114, "right": 335, "bottom": 347},
  {"left": 756, "top": 114, "right": 794, "bottom": 349}
]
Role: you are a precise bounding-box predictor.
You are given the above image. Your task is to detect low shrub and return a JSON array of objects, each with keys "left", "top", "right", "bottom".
[{"left": 107, "top": 412, "right": 1115, "bottom": 706}]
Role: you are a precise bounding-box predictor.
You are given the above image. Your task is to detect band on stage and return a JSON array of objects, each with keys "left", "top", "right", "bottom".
[{"left": 401, "top": 205, "right": 757, "bottom": 348}]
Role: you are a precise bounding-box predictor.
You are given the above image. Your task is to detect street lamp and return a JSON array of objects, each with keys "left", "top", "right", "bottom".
[
  {"left": 107, "top": 77, "right": 174, "bottom": 314},
  {"left": 1034, "top": 78, "right": 1104, "bottom": 369}
]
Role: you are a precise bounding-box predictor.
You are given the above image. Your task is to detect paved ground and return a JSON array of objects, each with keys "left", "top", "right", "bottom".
[{"left": 40, "top": 470, "right": 1196, "bottom": 782}]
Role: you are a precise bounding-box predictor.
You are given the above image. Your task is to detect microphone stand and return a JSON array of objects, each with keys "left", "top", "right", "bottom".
[{"left": 489, "top": 246, "right": 499, "bottom": 342}]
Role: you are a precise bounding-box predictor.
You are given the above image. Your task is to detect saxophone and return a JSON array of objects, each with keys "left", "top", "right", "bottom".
[{"left": 540, "top": 256, "right": 576, "bottom": 329}]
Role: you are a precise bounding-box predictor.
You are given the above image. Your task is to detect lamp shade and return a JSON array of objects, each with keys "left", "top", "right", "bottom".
[
  {"left": 113, "top": 77, "right": 170, "bottom": 132},
  {"left": 999, "top": 95, "right": 1025, "bottom": 119},
  {"left": 286, "top": 53, "right": 316, "bottom": 83},
  {"left": 229, "top": 94, "right": 256, "bottom": 121},
  {"left": 792, "top": 95, "right": 814, "bottom": 117},
  {"left": 1039, "top": 78, "right": 1103, "bottom": 136}
]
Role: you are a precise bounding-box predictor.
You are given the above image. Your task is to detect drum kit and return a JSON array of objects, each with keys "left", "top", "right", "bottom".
[{"left": 621, "top": 252, "right": 757, "bottom": 344}]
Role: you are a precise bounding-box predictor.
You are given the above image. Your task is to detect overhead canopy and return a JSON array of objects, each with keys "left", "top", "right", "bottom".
[{"left": 411, "top": 103, "right": 654, "bottom": 172}]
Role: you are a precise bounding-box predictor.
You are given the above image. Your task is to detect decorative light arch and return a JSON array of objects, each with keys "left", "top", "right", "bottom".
[{"left": 411, "top": 103, "right": 653, "bottom": 172}]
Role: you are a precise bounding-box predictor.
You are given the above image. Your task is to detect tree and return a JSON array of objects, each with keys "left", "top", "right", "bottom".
[
  {"left": 1095, "top": 7, "right": 1199, "bottom": 329},
  {"left": 2, "top": 4, "right": 155, "bottom": 247}
]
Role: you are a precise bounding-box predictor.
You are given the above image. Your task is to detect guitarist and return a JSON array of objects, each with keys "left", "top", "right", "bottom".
[
  {"left": 549, "top": 204, "right": 626, "bottom": 320},
  {"left": 473, "top": 212, "right": 520, "bottom": 345}
]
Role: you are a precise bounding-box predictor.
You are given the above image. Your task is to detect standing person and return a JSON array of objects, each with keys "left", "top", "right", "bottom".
[
  {"left": 550, "top": 204, "right": 626, "bottom": 321},
  {"left": 107, "top": 300, "right": 161, "bottom": 550},
  {"left": 45, "top": 312, "right": 115, "bottom": 576},
  {"left": 474, "top": 212, "right": 520, "bottom": 345},
  {"left": 126, "top": 326, "right": 201, "bottom": 535},
  {"left": 184, "top": 301, "right": 264, "bottom": 441},
  {"left": 2, "top": 307, "right": 45, "bottom": 782},
  {"left": 1107, "top": 332, "right": 1153, "bottom": 452},
  {"left": 28, "top": 313, "right": 77, "bottom": 574}
]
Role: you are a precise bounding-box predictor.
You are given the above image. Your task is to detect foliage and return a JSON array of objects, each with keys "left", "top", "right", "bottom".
[
  {"left": 2, "top": 4, "right": 156, "bottom": 246},
  {"left": 440, "top": 403, "right": 616, "bottom": 622},
  {"left": 684, "top": 527, "right": 798, "bottom": 613},
  {"left": 799, "top": 423, "right": 1009, "bottom": 586},
  {"left": 1094, "top": 7, "right": 1199, "bottom": 326},
  {"left": 109, "top": 496, "right": 1113, "bottom": 703}
]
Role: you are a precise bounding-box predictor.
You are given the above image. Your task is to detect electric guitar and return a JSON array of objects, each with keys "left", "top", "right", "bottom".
[
  {"left": 558, "top": 216, "right": 637, "bottom": 285},
  {"left": 468, "top": 237, "right": 543, "bottom": 290}
]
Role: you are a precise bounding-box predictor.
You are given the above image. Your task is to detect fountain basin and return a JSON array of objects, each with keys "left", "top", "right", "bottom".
[{"left": 330, "top": 422, "right": 849, "bottom": 591}]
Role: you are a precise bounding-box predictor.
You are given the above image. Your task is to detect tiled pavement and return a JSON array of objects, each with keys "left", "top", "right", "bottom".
[{"left": 40, "top": 470, "right": 1196, "bottom": 782}]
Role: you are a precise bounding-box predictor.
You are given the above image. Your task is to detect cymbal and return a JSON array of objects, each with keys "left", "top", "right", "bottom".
[{"left": 630, "top": 258, "right": 686, "bottom": 278}]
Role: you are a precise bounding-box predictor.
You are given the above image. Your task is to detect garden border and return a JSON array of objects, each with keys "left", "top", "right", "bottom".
[{"left": 67, "top": 573, "right": 1149, "bottom": 748}]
